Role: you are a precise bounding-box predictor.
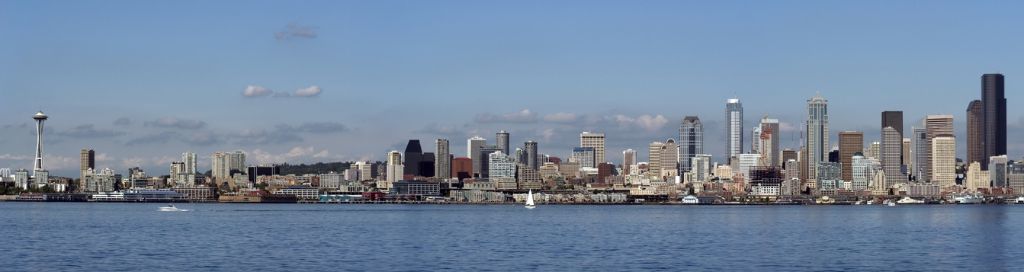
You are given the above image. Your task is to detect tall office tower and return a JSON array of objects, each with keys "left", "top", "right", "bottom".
[
  {"left": 726, "top": 99, "right": 744, "bottom": 163},
  {"left": 32, "top": 111, "right": 48, "bottom": 177},
  {"left": 580, "top": 132, "right": 606, "bottom": 165},
  {"left": 477, "top": 146, "right": 502, "bottom": 178},
  {"left": 182, "top": 152, "right": 197, "bottom": 184},
  {"left": 982, "top": 74, "right": 1007, "bottom": 167},
  {"left": 911, "top": 127, "right": 928, "bottom": 180},
  {"left": 902, "top": 138, "right": 912, "bottom": 173},
  {"left": 467, "top": 136, "right": 486, "bottom": 177},
  {"left": 496, "top": 130, "right": 510, "bottom": 155},
  {"left": 211, "top": 152, "right": 229, "bottom": 181},
  {"left": 229, "top": 150, "right": 246, "bottom": 174},
  {"left": 80, "top": 149, "right": 95, "bottom": 183},
  {"left": 403, "top": 140, "right": 423, "bottom": 177},
  {"left": 805, "top": 94, "right": 829, "bottom": 184},
  {"left": 924, "top": 115, "right": 954, "bottom": 181},
  {"left": 679, "top": 116, "right": 703, "bottom": 173},
  {"left": 838, "top": 131, "right": 863, "bottom": 182},
  {"left": 931, "top": 136, "right": 956, "bottom": 188},
  {"left": 752, "top": 126, "right": 761, "bottom": 154},
  {"left": 658, "top": 139, "right": 680, "bottom": 178},
  {"left": 966, "top": 100, "right": 984, "bottom": 166},
  {"left": 881, "top": 111, "right": 904, "bottom": 164},
  {"left": 758, "top": 117, "right": 780, "bottom": 167},
  {"left": 435, "top": 139, "right": 451, "bottom": 179},
  {"left": 990, "top": 155, "right": 1009, "bottom": 187},
  {"left": 622, "top": 149, "right": 637, "bottom": 175},
  {"left": 782, "top": 149, "right": 798, "bottom": 170},
  {"left": 648, "top": 141, "right": 665, "bottom": 178},
  {"left": 386, "top": 151, "right": 403, "bottom": 182},
  {"left": 881, "top": 127, "right": 905, "bottom": 186},
  {"left": 525, "top": 141, "right": 539, "bottom": 170}
]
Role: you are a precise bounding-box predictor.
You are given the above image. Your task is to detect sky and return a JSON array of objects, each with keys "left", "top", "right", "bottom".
[{"left": 1, "top": 0, "right": 1022, "bottom": 177}]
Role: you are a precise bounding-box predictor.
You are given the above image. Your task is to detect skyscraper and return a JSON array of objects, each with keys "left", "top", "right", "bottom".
[
  {"left": 211, "top": 152, "right": 229, "bottom": 181},
  {"left": 924, "top": 115, "right": 954, "bottom": 181},
  {"left": 387, "top": 151, "right": 403, "bottom": 182},
  {"left": 757, "top": 117, "right": 780, "bottom": 167},
  {"left": 229, "top": 150, "right": 246, "bottom": 174},
  {"left": 966, "top": 100, "right": 984, "bottom": 166},
  {"left": 403, "top": 140, "right": 423, "bottom": 177},
  {"left": 80, "top": 149, "right": 95, "bottom": 183},
  {"left": 32, "top": 111, "right": 48, "bottom": 177},
  {"left": 805, "top": 94, "right": 829, "bottom": 184},
  {"left": 496, "top": 130, "right": 510, "bottom": 155},
  {"left": 435, "top": 139, "right": 451, "bottom": 179},
  {"left": 881, "top": 111, "right": 904, "bottom": 164},
  {"left": 580, "top": 132, "right": 606, "bottom": 165},
  {"left": 982, "top": 74, "right": 1007, "bottom": 166},
  {"left": 679, "top": 116, "right": 703, "bottom": 173},
  {"left": 837, "top": 131, "right": 863, "bottom": 182},
  {"left": 467, "top": 136, "right": 486, "bottom": 178},
  {"left": 881, "top": 127, "right": 905, "bottom": 186},
  {"left": 911, "top": 127, "right": 928, "bottom": 181},
  {"left": 622, "top": 149, "right": 637, "bottom": 175},
  {"left": 931, "top": 136, "right": 956, "bottom": 188},
  {"left": 658, "top": 139, "right": 680, "bottom": 179},
  {"left": 525, "top": 141, "right": 539, "bottom": 170},
  {"left": 726, "top": 99, "right": 743, "bottom": 163},
  {"left": 182, "top": 152, "right": 197, "bottom": 185}
]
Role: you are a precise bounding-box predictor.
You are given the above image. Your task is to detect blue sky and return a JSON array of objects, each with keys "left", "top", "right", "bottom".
[{"left": 1, "top": 0, "right": 1021, "bottom": 176}]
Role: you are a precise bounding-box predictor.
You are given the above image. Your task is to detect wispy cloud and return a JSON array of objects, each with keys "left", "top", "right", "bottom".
[
  {"left": 293, "top": 86, "right": 321, "bottom": 97},
  {"left": 54, "top": 124, "right": 126, "bottom": 138},
  {"left": 274, "top": 23, "right": 318, "bottom": 40},
  {"left": 475, "top": 109, "right": 538, "bottom": 124},
  {"left": 242, "top": 85, "right": 322, "bottom": 98},
  {"left": 113, "top": 118, "right": 132, "bottom": 126},
  {"left": 144, "top": 117, "right": 207, "bottom": 130}
]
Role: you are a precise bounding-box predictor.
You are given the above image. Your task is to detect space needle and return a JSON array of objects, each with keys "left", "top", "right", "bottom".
[{"left": 33, "top": 111, "right": 48, "bottom": 177}]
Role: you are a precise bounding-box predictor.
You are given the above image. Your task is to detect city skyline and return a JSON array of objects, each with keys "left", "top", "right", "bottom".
[{"left": 2, "top": 1, "right": 1024, "bottom": 176}]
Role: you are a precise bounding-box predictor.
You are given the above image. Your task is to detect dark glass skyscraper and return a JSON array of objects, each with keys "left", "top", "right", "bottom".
[
  {"left": 404, "top": 140, "right": 423, "bottom": 177},
  {"left": 966, "top": 100, "right": 984, "bottom": 167},
  {"left": 679, "top": 116, "right": 703, "bottom": 173},
  {"left": 982, "top": 74, "right": 1007, "bottom": 166}
]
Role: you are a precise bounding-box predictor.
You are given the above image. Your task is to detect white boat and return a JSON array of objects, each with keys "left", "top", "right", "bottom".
[
  {"left": 883, "top": 199, "right": 896, "bottom": 207},
  {"left": 1015, "top": 196, "right": 1024, "bottom": 204},
  {"left": 897, "top": 197, "right": 925, "bottom": 204},
  {"left": 525, "top": 190, "right": 536, "bottom": 209},
  {"left": 952, "top": 194, "right": 984, "bottom": 204},
  {"left": 158, "top": 204, "right": 189, "bottom": 212}
]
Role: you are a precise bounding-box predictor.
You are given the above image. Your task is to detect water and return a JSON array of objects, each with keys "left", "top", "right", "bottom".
[{"left": 3, "top": 203, "right": 1023, "bottom": 271}]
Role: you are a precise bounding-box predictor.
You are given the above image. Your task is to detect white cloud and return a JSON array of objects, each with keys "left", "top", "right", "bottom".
[
  {"left": 543, "top": 113, "right": 578, "bottom": 123},
  {"left": 275, "top": 23, "right": 318, "bottom": 40},
  {"left": 612, "top": 114, "right": 669, "bottom": 132},
  {"left": 293, "top": 86, "right": 322, "bottom": 97},
  {"left": 247, "top": 146, "right": 331, "bottom": 164},
  {"left": 243, "top": 85, "right": 273, "bottom": 97},
  {"left": 475, "top": 109, "right": 538, "bottom": 123}
]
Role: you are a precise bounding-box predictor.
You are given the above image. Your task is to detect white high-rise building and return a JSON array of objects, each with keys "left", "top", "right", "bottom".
[
  {"left": 851, "top": 153, "right": 880, "bottom": 191},
  {"left": 211, "top": 152, "right": 229, "bottom": 181},
  {"left": 805, "top": 94, "right": 829, "bottom": 184},
  {"left": 965, "top": 162, "right": 989, "bottom": 192},
  {"left": 387, "top": 151, "right": 403, "bottom": 182},
  {"left": 737, "top": 153, "right": 761, "bottom": 182},
  {"left": 580, "top": 132, "right": 606, "bottom": 165},
  {"left": 726, "top": 99, "right": 743, "bottom": 163},
  {"left": 690, "top": 154, "right": 712, "bottom": 182},
  {"left": 931, "top": 136, "right": 956, "bottom": 188},
  {"left": 488, "top": 151, "right": 516, "bottom": 178},
  {"left": 924, "top": 115, "right": 954, "bottom": 182},
  {"left": 182, "top": 152, "right": 197, "bottom": 184}
]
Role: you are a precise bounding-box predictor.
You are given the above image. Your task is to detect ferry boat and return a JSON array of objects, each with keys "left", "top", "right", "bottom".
[
  {"left": 896, "top": 197, "right": 925, "bottom": 204},
  {"left": 952, "top": 194, "right": 984, "bottom": 204}
]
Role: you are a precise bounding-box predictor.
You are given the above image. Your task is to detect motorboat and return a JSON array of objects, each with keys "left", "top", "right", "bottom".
[
  {"left": 158, "top": 204, "right": 189, "bottom": 212},
  {"left": 896, "top": 197, "right": 925, "bottom": 204}
]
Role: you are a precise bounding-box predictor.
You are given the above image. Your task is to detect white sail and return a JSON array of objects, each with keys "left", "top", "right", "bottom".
[{"left": 525, "top": 190, "right": 535, "bottom": 208}]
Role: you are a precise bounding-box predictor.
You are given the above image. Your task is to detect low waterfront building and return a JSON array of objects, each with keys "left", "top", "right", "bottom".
[
  {"left": 171, "top": 187, "right": 218, "bottom": 201},
  {"left": 391, "top": 180, "right": 441, "bottom": 197},
  {"left": 274, "top": 186, "right": 321, "bottom": 200}
]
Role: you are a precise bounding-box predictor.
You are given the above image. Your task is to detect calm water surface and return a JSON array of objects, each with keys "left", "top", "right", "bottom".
[{"left": 2, "top": 203, "right": 1023, "bottom": 271}]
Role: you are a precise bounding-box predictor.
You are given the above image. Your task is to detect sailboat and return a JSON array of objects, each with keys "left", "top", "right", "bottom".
[{"left": 525, "top": 190, "right": 536, "bottom": 209}]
